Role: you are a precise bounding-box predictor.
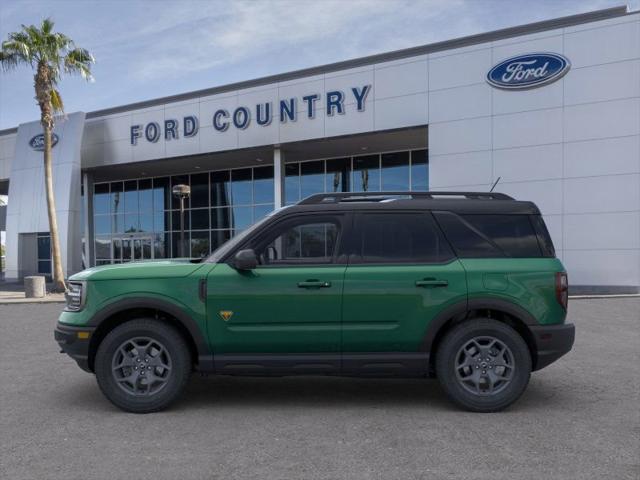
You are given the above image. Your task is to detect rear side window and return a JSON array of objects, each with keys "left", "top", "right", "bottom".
[
  {"left": 352, "top": 213, "right": 454, "bottom": 264},
  {"left": 434, "top": 212, "right": 544, "bottom": 258},
  {"left": 530, "top": 215, "right": 556, "bottom": 257}
]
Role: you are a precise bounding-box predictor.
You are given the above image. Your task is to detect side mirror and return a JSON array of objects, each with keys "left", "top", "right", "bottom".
[{"left": 233, "top": 249, "right": 258, "bottom": 270}]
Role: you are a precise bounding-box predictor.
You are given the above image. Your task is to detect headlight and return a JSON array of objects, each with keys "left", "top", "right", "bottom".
[{"left": 65, "top": 281, "right": 86, "bottom": 311}]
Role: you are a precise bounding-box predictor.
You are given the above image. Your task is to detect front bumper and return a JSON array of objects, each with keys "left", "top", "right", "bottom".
[
  {"left": 530, "top": 323, "right": 575, "bottom": 371},
  {"left": 54, "top": 323, "right": 96, "bottom": 373}
]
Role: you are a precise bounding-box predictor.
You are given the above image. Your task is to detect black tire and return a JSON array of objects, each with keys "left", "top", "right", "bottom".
[
  {"left": 95, "top": 319, "right": 191, "bottom": 413},
  {"left": 435, "top": 318, "right": 531, "bottom": 412}
]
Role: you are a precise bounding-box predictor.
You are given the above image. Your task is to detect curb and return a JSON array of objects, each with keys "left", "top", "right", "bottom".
[{"left": 0, "top": 298, "right": 66, "bottom": 305}]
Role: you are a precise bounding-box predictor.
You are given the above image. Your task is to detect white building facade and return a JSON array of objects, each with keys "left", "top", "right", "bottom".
[{"left": 0, "top": 6, "right": 639, "bottom": 293}]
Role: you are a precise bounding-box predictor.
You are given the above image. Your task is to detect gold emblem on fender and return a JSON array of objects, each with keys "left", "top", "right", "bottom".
[{"left": 219, "top": 310, "right": 234, "bottom": 322}]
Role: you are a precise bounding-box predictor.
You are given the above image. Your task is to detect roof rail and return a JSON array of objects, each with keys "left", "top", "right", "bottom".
[{"left": 298, "top": 191, "right": 514, "bottom": 205}]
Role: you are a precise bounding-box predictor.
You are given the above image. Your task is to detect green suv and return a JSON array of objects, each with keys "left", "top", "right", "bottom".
[{"left": 55, "top": 191, "right": 574, "bottom": 413}]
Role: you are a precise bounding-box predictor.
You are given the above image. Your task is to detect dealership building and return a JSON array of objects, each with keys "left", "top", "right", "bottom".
[{"left": 0, "top": 5, "right": 639, "bottom": 292}]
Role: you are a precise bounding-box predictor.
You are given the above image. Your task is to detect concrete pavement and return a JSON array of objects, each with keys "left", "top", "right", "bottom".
[{"left": 0, "top": 299, "right": 638, "bottom": 480}]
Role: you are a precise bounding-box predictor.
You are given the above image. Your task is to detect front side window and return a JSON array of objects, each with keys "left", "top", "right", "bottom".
[
  {"left": 252, "top": 216, "right": 341, "bottom": 266},
  {"left": 353, "top": 213, "right": 453, "bottom": 264}
]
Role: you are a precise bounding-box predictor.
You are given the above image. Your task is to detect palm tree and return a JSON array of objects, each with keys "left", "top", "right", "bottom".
[{"left": 0, "top": 18, "right": 94, "bottom": 292}]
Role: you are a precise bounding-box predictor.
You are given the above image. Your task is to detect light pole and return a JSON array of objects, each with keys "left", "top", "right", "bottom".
[{"left": 172, "top": 184, "right": 191, "bottom": 258}]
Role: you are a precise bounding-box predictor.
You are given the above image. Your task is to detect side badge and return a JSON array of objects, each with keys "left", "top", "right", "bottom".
[{"left": 219, "top": 310, "right": 233, "bottom": 322}]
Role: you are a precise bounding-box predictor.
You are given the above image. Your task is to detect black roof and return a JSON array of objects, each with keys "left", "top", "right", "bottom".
[{"left": 279, "top": 191, "right": 541, "bottom": 216}]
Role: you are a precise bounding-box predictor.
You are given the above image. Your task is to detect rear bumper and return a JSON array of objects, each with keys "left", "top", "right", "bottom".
[
  {"left": 530, "top": 323, "right": 575, "bottom": 371},
  {"left": 54, "top": 323, "right": 95, "bottom": 373}
]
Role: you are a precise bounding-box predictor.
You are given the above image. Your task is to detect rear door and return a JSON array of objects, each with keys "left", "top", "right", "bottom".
[{"left": 341, "top": 211, "right": 467, "bottom": 356}]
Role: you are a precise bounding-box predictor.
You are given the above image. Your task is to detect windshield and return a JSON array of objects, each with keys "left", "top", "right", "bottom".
[{"left": 205, "top": 208, "right": 285, "bottom": 263}]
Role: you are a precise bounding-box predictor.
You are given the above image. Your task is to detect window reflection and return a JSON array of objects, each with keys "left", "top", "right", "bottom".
[
  {"left": 253, "top": 166, "right": 274, "bottom": 204},
  {"left": 300, "top": 160, "right": 324, "bottom": 199},
  {"left": 231, "top": 168, "right": 252, "bottom": 205},
  {"left": 411, "top": 149, "right": 429, "bottom": 191},
  {"left": 326, "top": 158, "right": 350, "bottom": 193},
  {"left": 381, "top": 152, "right": 409, "bottom": 191},
  {"left": 285, "top": 163, "right": 300, "bottom": 204},
  {"left": 211, "top": 171, "right": 231, "bottom": 207},
  {"left": 352, "top": 155, "right": 381, "bottom": 192},
  {"left": 92, "top": 149, "right": 426, "bottom": 264},
  {"left": 190, "top": 173, "right": 209, "bottom": 208}
]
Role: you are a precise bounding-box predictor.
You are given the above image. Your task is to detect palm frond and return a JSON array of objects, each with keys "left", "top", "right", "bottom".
[
  {"left": 0, "top": 51, "right": 20, "bottom": 70},
  {"left": 41, "top": 17, "right": 54, "bottom": 35},
  {"left": 64, "top": 47, "right": 94, "bottom": 81},
  {"left": 2, "top": 36, "right": 32, "bottom": 63},
  {"left": 50, "top": 88, "right": 64, "bottom": 113}
]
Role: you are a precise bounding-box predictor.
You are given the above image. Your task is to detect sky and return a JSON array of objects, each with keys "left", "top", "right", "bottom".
[{"left": 0, "top": 0, "right": 637, "bottom": 130}]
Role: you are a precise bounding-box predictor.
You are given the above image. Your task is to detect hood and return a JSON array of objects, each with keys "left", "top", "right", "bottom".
[{"left": 69, "top": 259, "right": 208, "bottom": 281}]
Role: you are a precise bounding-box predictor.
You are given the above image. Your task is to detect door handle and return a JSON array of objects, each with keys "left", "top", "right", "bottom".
[
  {"left": 415, "top": 279, "right": 448, "bottom": 288},
  {"left": 297, "top": 280, "right": 331, "bottom": 289}
]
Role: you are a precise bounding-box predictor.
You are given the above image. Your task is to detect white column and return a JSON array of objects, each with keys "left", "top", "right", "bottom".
[
  {"left": 273, "top": 147, "right": 285, "bottom": 209},
  {"left": 82, "top": 172, "right": 94, "bottom": 268}
]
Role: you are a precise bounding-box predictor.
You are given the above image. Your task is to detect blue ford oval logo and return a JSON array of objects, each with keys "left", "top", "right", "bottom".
[
  {"left": 487, "top": 53, "right": 570, "bottom": 90},
  {"left": 29, "top": 133, "right": 59, "bottom": 151}
]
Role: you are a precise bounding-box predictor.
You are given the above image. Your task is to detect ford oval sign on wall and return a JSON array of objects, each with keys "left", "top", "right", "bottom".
[
  {"left": 29, "top": 133, "right": 59, "bottom": 151},
  {"left": 487, "top": 53, "right": 570, "bottom": 90}
]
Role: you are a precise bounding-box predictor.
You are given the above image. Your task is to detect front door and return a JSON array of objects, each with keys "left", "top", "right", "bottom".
[
  {"left": 206, "top": 213, "right": 348, "bottom": 357},
  {"left": 341, "top": 212, "right": 467, "bottom": 356}
]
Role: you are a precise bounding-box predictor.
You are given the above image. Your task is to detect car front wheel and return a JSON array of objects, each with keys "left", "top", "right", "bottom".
[
  {"left": 435, "top": 318, "right": 531, "bottom": 412},
  {"left": 94, "top": 319, "right": 191, "bottom": 413}
]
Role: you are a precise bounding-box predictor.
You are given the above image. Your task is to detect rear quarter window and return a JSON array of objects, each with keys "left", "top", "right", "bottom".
[{"left": 434, "top": 212, "right": 548, "bottom": 258}]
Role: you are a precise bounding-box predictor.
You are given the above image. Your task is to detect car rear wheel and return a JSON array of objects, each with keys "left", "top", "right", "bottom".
[
  {"left": 95, "top": 319, "right": 191, "bottom": 413},
  {"left": 435, "top": 318, "right": 531, "bottom": 412}
]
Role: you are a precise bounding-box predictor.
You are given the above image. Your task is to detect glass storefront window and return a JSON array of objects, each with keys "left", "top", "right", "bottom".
[
  {"left": 92, "top": 151, "right": 424, "bottom": 265},
  {"left": 191, "top": 208, "right": 209, "bottom": 230},
  {"left": 139, "top": 212, "right": 153, "bottom": 232},
  {"left": 211, "top": 171, "right": 231, "bottom": 207},
  {"left": 111, "top": 182, "right": 123, "bottom": 216},
  {"left": 153, "top": 177, "right": 170, "bottom": 211},
  {"left": 190, "top": 231, "right": 209, "bottom": 259},
  {"left": 352, "top": 155, "right": 381, "bottom": 192},
  {"left": 300, "top": 160, "right": 325, "bottom": 199},
  {"left": 124, "top": 180, "right": 138, "bottom": 213},
  {"left": 190, "top": 173, "right": 209, "bottom": 208},
  {"left": 153, "top": 211, "right": 168, "bottom": 232},
  {"left": 154, "top": 233, "right": 168, "bottom": 259},
  {"left": 231, "top": 168, "right": 252, "bottom": 205},
  {"left": 94, "top": 215, "right": 110, "bottom": 235},
  {"left": 381, "top": 151, "right": 410, "bottom": 191},
  {"left": 171, "top": 210, "right": 190, "bottom": 231},
  {"left": 139, "top": 179, "right": 153, "bottom": 212},
  {"left": 37, "top": 232, "right": 51, "bottom": 275},
  {"left": 411, "top": 149, "right": 429, "bottom": 191},
  {"left": 95, "top": 236, "right": 111, "bottom": 259},
  {"left": 232, "top": 205, "right": 253, "bottom": 231},
  {"left": 124, "top": 213, "right": 139, "bottom": 233},
  {"left": 285, "top": 163, "right": 300, "bottom": 204},
  {"left": 254, "top": 204, "right": 274, "bottom": 222},
  {"left": 326, "top": 158, "right": 350, "bottom": 193},
  {"left": 253, "top": 166, "right": 274, "bottom": 204},
  {"left": 211, "top": 230, "right": 232, "bottom": 250},
  {"left": 171, "top": 175, "right": 190, "bottom": 209},
  {"left": 211, "top": 207, "right": 232, "bottom": 230},
  {"left": 94, "top": 184, "right": 110, "bottom": 214}
]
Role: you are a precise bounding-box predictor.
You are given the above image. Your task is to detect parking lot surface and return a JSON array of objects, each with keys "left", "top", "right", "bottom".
[{"left": 1, "top": 298, "right": 638, "bottom": 480}]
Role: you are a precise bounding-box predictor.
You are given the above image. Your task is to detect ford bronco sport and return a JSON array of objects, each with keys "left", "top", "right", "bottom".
[{"left": 55, "top": 191, "right": 574, "bottom": 413}]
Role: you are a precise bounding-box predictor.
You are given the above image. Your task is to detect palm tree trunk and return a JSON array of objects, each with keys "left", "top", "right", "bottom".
[{"left": 43, "top": 122, "right": 66, "bottom": 292}]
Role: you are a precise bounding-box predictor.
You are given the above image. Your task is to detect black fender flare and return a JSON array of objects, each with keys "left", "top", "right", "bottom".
[
  {"left": 87, "top": 297, "right": 212, "bottom": 370},
  {"left": 421, "top": 297, "right": 538, "bottom": 352}
]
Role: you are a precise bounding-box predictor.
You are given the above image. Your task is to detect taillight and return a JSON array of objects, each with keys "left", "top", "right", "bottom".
[{"left": 555, "top": 272, "right": 568, "bottom": 310}]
